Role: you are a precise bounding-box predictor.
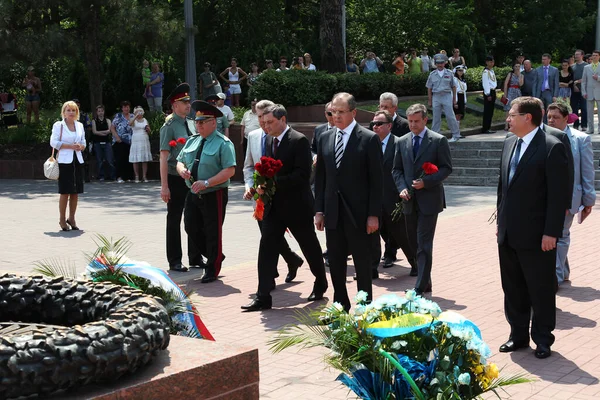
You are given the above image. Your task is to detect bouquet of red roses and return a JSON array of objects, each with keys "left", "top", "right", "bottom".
[
  {"left": 252, "top": 156, "right": 284, "bottom": 220},
  {"left": 391, "top": 162, "right": 439, "bottom": 222},
  {"left": 169, "top": 137, "right": 187, "bottom": 147}
]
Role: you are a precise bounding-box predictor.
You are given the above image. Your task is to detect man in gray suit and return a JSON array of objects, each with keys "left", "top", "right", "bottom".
[
  {"left": 534, "top": 54, "right": 559, "bottom": 115},
  {"left": 547, "top": 102, "right": 596, "bottom": 286},
  {"left": 392, "top": 103, "right": 453, "bottom": 295},
  {"left": 581, "top": 50, "right": 600, "bottom": 134}
]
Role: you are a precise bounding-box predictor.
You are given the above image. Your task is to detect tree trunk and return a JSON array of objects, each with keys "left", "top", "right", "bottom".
[
  {"left": 319, "top": 0, "right": 345, "bottom": 73},
  {"left": 81, "top": 2, "right": 103, "bottom": 110}
]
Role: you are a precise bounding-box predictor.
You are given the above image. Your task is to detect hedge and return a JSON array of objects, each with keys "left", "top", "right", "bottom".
[{"left": 248, "top": 67, "right": 513, "bottom": 106}]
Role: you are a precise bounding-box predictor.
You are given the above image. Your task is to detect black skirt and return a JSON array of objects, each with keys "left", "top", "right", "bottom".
[
  {"left": 58, "top": 158, "right": 84, "bottom": 194},
  {"left": 455, "top": 93, "right": 466, "bottom": 116}
]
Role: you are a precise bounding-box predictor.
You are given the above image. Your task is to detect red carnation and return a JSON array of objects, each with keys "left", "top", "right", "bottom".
[
  {"left": 176, "top": 137, "right": 187, "bottom": 145},
  {"left": 169, "top": 140, "right": 177, "bottom": 147},
  {"left": 422, "top": 162, "right": 439, "bottom": 175}
]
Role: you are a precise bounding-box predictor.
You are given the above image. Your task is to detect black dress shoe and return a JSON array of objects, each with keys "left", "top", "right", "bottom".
[
  {"left": 499, "top": 339, "right": 529, "bottom": 353},
  {"left": 241, "top": 298, "right": 272, "bottom": 312},
  {"left": 409, "top": 266, "right": 418, "bottom": 276},
  {"left": 200, "top": 272, "right": 217, "bottom": 283},
  {"left": 308, "top": 290, "right": 325, "bottom": 301},
  {"left": 382, "top": 257, "right": 395, "bottom": 268},
  {"left": 285, "top": 257, "right": 303, "bottom": 283},
  {"left": 169, "top": 264, "right": 189, "bottom": 272},
  {"left": 534, "top": 344, "right": 552, "bottom": 359}
]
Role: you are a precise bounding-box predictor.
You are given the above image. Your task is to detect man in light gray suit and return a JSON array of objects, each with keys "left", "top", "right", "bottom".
[
  {"left": 534, "top": 53, "right": 560, "bottom": 115},
  {"left": 581, "top": 50, "right": 600, "bottom": 133},
  {"left": 547, "top": 102, "right": 596, "bottom": 286},
  {"left": 392, "top": 103, "right": 452, "bottom": 295},
  {"left": 243, "top": 99, "right": 303, "bottom": 284}
]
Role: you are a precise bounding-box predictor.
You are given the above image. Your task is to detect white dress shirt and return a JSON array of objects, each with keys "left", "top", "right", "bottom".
[
  {"left": 511, "top": 128, "right": 537, "bottom": 165},
  {"left": 336, "top": 119, "right": 357, "bottom": 151},
  {"left": 381, "top": 132, "right": 392, "bottom": 154}
]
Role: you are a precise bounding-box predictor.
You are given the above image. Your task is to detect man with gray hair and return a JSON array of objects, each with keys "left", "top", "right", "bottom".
[
  {"left": 521, "top": 60, "right": 537, "bottom": 97},
  {"left": 242, "top": 104, "right": 328, "bottom": 311},
  {"left": 370, "top": 92, "right": 410, "bottom": 138},
  {"left": 243, "top": 100, "right": 304, "bottom": 287},
  {"left": 315, "top": 92, "right": 383, "bottom": 311},
  {"left": 393, "top": 103, "right": 452, "bottom": 295},
  {"left": 426, "top": 54, "right": 461, "bottom": 142}
]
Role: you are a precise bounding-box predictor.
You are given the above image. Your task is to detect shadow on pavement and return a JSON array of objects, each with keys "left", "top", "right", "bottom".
[
  {"left": 556, "top": 307, "right": 597, "bottom": 330},
  {"left": 511, "top": 351, "right": 599, "bottom": 384},
  {"left": 557, "top": 282, "right": 600, "bottom": 303}
]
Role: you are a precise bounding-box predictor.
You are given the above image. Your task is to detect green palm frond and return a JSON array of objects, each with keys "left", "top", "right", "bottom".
[
  {"left": 484, "top": 372, "right": 535, "bottom": 398},
  {"left": 268, "top": 307, "right": 331, "bottom": 353},
  {"left": 33, "top": 258, "right": 78, "bottom": 278},
  {"left": 84, "top": 233, "right": 133, "bottom": 268}
]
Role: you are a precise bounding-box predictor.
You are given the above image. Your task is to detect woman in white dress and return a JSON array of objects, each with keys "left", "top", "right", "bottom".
[{"left": 128, "top": 106, "right": 152, "bottom": 182}]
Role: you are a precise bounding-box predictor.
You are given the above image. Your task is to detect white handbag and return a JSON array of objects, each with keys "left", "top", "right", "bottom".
[{"left": 44, "top": 125, "right": 62, "bottom": 180}]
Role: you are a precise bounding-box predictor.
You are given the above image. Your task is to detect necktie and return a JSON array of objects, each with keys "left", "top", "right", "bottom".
[
  {"left": 184, "top": 119, "right": 193, "bottom": 136},
  {"left": 508, "top": 138, "right": 523, "bottom": 183},
  {"left": 544, "top": 66, "right": 549, "bottom": 90},
  {"left": 335, "top": 130, "right": 345, "bottom": 168},
  {"left": 273, "top": 137, "right": 279, "bottom": 157},
  {"left": 191, "top": 138, "right": 206, "bottom": 181},
  {"left": 413, "top": 135, "right": 421, "bottom": 158},
  {"left": 261, "top": 133, "right": 266, "bottom": 156}
]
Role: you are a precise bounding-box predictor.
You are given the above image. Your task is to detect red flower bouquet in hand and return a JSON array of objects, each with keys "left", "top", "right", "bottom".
[
  {"left": 252, "top": 156, "right": 283, "bottom": 220},
  {"left": 391, "top": 162, "right": 439, "bottom": 222}
]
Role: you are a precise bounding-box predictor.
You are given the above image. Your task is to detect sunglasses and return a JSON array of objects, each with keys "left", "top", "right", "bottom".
[{"left": 372, "top": 121, "right": 389, "bottom": 126}]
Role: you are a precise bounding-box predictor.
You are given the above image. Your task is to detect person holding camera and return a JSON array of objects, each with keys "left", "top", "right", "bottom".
[
  {"left": 129, "top": 106, "right": 152, "bottom": 182},
  {"left": 360, "top": 51, "right": 383, "bottom": 73}
]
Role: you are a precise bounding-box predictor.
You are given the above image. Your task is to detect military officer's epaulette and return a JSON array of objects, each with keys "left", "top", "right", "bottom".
[
  {"left": 163, "top": 114, "right": 174, "bottom": 126},
  {"left": 215, "top": 130, "right": 231, "bottom": 142}
]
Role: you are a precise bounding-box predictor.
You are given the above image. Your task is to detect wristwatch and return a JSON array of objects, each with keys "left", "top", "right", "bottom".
[{"left": 204, "top": 180, "right": 210, "bottom": 188}]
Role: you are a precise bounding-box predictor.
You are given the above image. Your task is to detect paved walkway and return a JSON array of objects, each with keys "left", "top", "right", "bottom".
[{"left": 0, "top": 178, "right": 599, "bottom": 399}]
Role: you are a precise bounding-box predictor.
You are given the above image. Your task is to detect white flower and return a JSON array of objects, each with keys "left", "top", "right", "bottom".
[
  {"left": 354, "top": 290, "right": 368, "bottom": 304},
  {"left": 390, "top": 340, "right": 408, "bottom": 350},
  {"left": 353, "top": 305, "right": 366, "bottom": 316},
  {"left": 458, "top": 372, "right": 471, "bottom": 385},
  {"left": 332, "top": 302, "right": 344, "bottom": 311},
  {"left": 430, "top": 306, "right": 442, "bottom": 318},
  {"left": 405, "top": 289, "right": 416, "bottom": 301}
]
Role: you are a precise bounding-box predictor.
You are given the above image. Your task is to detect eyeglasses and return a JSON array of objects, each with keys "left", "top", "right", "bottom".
[
  {"left": 329, "top": 109, "right": 353, "bottom": 115},
  {"left": 507, "top": 113, "right": 527, "bottom": 118},
  {"left": 326, "top": 111, "right": 333, "bottom": 116},
  {"left": 371, "top": 121, "right": 390, "bottom": 126}
]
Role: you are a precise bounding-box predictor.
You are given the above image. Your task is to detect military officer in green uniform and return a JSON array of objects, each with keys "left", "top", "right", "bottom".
[
  {"left": 159, "top": 83, "right": 200, "bottom": 272},
  {"left": 177, "top": 100, "right": 236, "bottom": 283}
]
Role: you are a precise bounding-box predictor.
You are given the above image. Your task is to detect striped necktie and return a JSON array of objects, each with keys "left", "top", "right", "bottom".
[
  {"left": 508, "top": 138, "right": 523, "bottom": 183},
  {"left": 335, "top": 130, "right": 345, "bottom": 168}
]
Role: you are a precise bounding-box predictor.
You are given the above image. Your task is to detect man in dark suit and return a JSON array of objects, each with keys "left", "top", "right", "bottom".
[
  {"left": 315, "top": 92, "right": 383, "bottom": 311},
  {"left": 497, "top": 97, "right": 569, "bottom": 359},
  {"left": 369, "top": 92, "right": 411, "bottom": 267},
  {"left": 534, "top": 53, "right": 560, "bottom": 118},
  {"left": 392, "top": 103, "right": 452, "bottom": 295},
  {"left": 311, "top": 102, "right": 334, "bottom": 265},
  {"left": 242, "top": 104, "right": 328, "bottom": 312},
  {"left": 371, "top": 110, "right": 417, "bottom": 277},
  {"left": 370, "top": 92, "right": 411, "bottom": 137}
]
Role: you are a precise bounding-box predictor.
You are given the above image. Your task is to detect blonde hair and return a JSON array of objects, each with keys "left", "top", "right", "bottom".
[{"left": 61, "top": 101, "right": 80, "bottom": 121}]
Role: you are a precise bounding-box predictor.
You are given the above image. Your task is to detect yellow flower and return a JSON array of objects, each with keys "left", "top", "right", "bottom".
[
  {"left": 485, "top": 363, "right": 499, "bottom": 380},
  {"left": 474, "top": 365, "right": 484, "bottom": 375}
]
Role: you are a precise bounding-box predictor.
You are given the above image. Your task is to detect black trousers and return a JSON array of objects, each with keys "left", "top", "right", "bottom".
[
  {"left": 499, "top": 240, "right": 556, "bottom": 347},
  {"left": 257, "top": 211, "right": 327, "bottom": 302},
  {"left": 482, "top": 90, "right": 496, "bottom": 132},
  {"left": 326, "top": 206, "right": 378, "bottom": 311},
  {"left": 405, "top": 210, "right": 438, "bottom": 291},
  {"left": 374, "top": 211, "right": 417, "bottom": 270},
  {"left": 166, "top": 174, "right": 194, "bottom": 267},
  {"left": 184, "top": 188, "right": 228, "bottom": 278},
  {"left": 112, "top": 142, "right": 133, "bottom": 180},
  {"left": 257, "top": 220, "right": 299, "bottom": 276}
]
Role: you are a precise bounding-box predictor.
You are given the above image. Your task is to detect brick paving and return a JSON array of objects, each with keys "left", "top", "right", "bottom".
[{"left": 0, "top": 175, "right": 599, "bottom": 399}]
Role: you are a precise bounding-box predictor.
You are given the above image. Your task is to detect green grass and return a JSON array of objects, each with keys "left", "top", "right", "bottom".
[{"left": 359, "top": 97, "right": 507, "bottom": 131}]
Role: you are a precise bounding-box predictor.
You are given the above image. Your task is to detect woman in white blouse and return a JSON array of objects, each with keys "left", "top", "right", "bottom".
[{"left": 50, "top": 101, "right": 86, "bottom": 231}]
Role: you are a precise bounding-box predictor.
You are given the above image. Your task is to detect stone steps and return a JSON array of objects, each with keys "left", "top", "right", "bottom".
[{"left": 447, "top": 137, "right": 600, "bottom": 190}]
